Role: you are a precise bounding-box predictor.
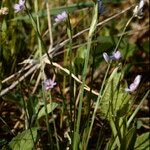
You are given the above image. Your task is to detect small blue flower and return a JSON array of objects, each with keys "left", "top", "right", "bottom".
[
  {"left": 43, "top": 79, "right": 57, "bottom": 90},
  {"left": 14, "top": 0, "right": 25, "bottom": 13},
  {"left": 125, "top": 75, "right": 142, "bottom": 92},
  {"left": 103, "top": 51, "right": 121, "bottom": 63},
  {"left": 55, "top": 11, "right": 68, "bottom": 23}
]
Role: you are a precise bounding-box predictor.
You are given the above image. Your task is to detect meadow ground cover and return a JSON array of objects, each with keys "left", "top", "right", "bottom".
[{"left": 0, "top": 0, "right": 149, "bottom": 149}]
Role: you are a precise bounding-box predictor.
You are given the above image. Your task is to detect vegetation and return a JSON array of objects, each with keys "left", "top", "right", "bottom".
[{"left": 0, "top": 0, "right": 149, "bottom": 149}]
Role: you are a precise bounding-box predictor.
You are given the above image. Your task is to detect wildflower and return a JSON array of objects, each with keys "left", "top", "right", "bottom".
[
  {"left": 55, "top": 11, "right": 68, "bottom": 23},
  {"left": 43, "top": 79, "right": 57, "bottom": 90},
  {"left": 103, "top": 51, "right": 121, "bottom": 63},
  {"left": 125, "top": 75, "right": 142, "bottom": 92},
  {"left": 14, "top": 0, "right": 25, "bottom": 13},
  {"left": 0, "top": 7, "right": 9, "bottom": 15},
  {"left": 133, "top": 0, "right": 145, "bottom": 19}
]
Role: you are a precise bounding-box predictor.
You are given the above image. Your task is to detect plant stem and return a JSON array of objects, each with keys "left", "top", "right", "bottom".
[{"left": 73, "top": 3, "right": 98, "bottom": 150}]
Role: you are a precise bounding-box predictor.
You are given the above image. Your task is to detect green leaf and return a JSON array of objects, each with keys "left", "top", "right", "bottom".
[
  {"left": 9, "top": 127, "right": 38, "bottom": 150},
  {"left": 37, "top": 102, "right": 58, "bottom": 119},
  {"left": 76, "top": 45, "right": 87, "bottom": 59},
  {"left": 100, "top": 68, "right": 131, "bottom": 118},
  {"left": 89, "top": 3, "right": 98, "bottom": 36},
  {"left": 95, "top": 36, "right": 114, "bottom": 53},
  {"left": 124, "top": 127, "right": 136, "bottom": 150},
  {"left": 134, "top": 132, "right": 150, "bottom": 150}
]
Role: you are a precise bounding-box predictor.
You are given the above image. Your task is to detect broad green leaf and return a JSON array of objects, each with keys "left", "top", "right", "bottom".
[
  {"left": 134, "top": 132, "right": 150, "bottom": 150},
  {"left": 37, "top": 102, "right": 58, "bottom": 119},
  {"left": 9, "top": 127, "right": 38, "bottom": 150},
  {"left": 100, "top": 68, "right": 131, "bottom": 118}
]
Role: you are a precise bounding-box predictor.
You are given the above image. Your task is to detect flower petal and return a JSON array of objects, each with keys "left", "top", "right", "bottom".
[
  {"left": 125, "top": 75, "right": 141, "bottom": 92},
  {"left": 103, "top": 52, "right": 110, "bottom": 62},
  {"left": 133, "top": 75, "right": 142, "bottom": 86},
  {"left": 112, "top": 51, "right": 121, "bottom": 60},
  {"left": 55, "top": 11, "right": 67, "bottom": 23}
]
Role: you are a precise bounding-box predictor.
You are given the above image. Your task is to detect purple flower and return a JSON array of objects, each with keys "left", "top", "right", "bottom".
[
  {"left": 43, "top": 79, "right": 57, "bottom": 90},
  {"left": 112, "top": 51, "right": 121, "bottom": 60},
  {"left": 103, "top": 51, "right": 121, "bottom": 63},
  {"left": 55, "top": 11, "right": 68, "bottom": 23},
  {"left": 125, "top": 75, "right": 142, "bottom": 92},
  {"left": 14, "top": 0, "right": 25, "bottom": 13}
]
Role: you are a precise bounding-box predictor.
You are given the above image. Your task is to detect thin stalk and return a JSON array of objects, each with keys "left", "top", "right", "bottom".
[
  {"left": 25, "top": 4, "right": 68, "bottom": 129},
  {"left": 24, "top": 5, "right": 55, "bottom": 81},
  {"left": 45, "top": 2, "right": 59, "bottom": 149},
  {"left": 114, "top": 15, "right": 134, "bottom": 52},
  {"left": 34, "top": 0, "right": 52, "bottom": 147},
  {"left": 20, "top": 88, "right": 35, "bottom": 149},
  {"left": 49, "top": 93, "right": 60, "bottom": 150},
  {"left": 127, "top": 90, "right": 149, "bottom": 127},
  {"left": 84, "top": 64, "right": 111, "bottom": 149},
  {"left": 46, "top": 1, "right": 53, "bottom": 51},
  {"left": 34, "top": 0, "right": 42, "bottom": 59},
  {"left": 42, "top": 85, "right": 53, "bottom": 149},
  {"left": 73, "top": 3, "right": 98, "bottom": 150},
  {"left": 66, "top": 14, "right": 74, "bottom": 130}
]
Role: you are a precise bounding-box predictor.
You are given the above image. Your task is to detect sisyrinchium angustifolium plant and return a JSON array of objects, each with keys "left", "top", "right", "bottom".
[{"left": 0, "top": 0, "right": 149, "bottom": 150}]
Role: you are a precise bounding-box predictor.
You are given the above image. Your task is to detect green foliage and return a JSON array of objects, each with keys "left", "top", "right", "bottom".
[
  {"left": 134, "top": 132, "right": 150, "bottom": 150},
  {"left": 0, "top": 0, "right": 149, "bottom": 149},
  {"left": 120, "top": 38, "right": 137, "bottom": 59},
  {"left": 37, "top": 102, "right": 58, "bottom": 119},
  {"left": 100, "top": 67, "right": 131, "bottom": 118},
  {"left": 9, "top": 127, "right": 38, "bottom": 150}
]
